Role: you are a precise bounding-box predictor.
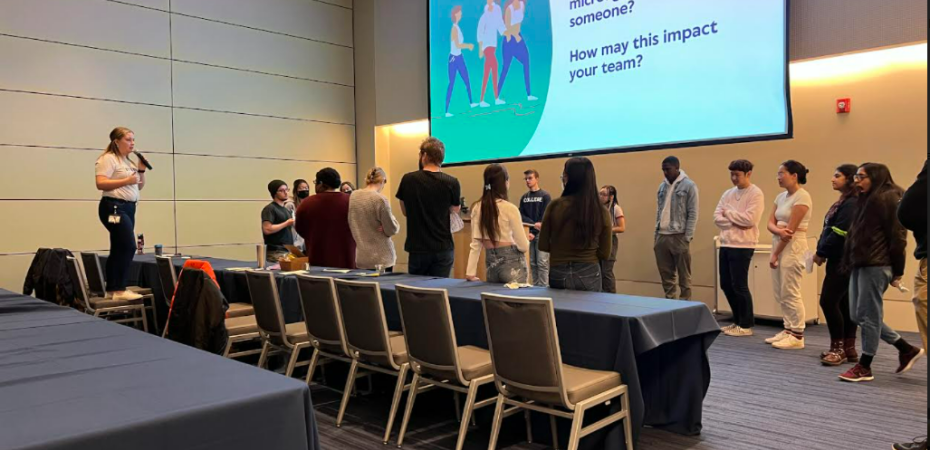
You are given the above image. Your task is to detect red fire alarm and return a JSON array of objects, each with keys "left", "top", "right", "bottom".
[{"left": 837, "top": 98, "right": 852, "bottom": 114}]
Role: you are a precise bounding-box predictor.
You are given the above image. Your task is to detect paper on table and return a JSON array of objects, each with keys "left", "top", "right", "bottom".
[
  {"left": 281, "top": 270, "right": 307, "bottom": 276},
  {"left": 323, "top": 269, "right": 353, "bottom": 274},
  {"left": 226, "top": 268, "right": 252, "bottom": 272},
  {"left": 504, "top": 282, "right": 533, "bottom": 289}
]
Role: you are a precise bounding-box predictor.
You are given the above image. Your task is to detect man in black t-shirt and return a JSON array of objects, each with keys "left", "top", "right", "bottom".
[
  {"left": 396, "top": 138, "right": 462, "bottom": 277},
  {"left": 519, "top": 169, "right": 552, "bottom": 286},
  {"left": 261, "top": 179, "right": 295, "bottom": 263}
]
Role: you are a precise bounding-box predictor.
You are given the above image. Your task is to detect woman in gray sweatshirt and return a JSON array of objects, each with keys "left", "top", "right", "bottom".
[{"left": 348, "top": 167, "right": 401, "bottom": 270}]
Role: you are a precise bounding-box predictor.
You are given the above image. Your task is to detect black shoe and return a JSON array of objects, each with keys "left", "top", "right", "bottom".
[{"left": 893, "top": 436, "right": 928, "bottom": 450}]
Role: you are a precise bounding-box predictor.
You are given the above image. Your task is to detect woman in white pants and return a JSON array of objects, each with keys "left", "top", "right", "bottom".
[{"left": 766, "top": 160, "right": 813, "bottom": 350}]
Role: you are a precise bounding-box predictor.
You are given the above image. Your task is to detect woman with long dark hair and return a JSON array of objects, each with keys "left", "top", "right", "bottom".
[
  {"left": 466, "top": 164, "right": 529, "bottom": 283},
  {"left": 94, "top": 127, "right": 145, "bottom": 301},
  {"left": 598, "top": 185, "right": 626, "bottom": 293},
  {"left": 839, "top": 163, "right": 924, "bottom": 382},
  {"left": 813, "top": 165, "right": 859, "bottom": 366},
  {"left": 539, "top": 157, "right": 612, "bottom": 292},
  {"left": 286, "top": 179, "right": 311, "bottom": 251}
]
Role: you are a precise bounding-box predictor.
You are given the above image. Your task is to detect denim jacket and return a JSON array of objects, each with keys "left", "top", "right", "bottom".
[{"left": 655, "top": 173, "right": 700, "bottom": 241}]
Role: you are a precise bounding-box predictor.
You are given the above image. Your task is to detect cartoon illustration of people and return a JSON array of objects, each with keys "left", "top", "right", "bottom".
[
  {"left": 477, "top": 0, "right": 507, "bottom": 107},
  {"left": 445, "top": 6, "right": 478, "bottom": 117},
  {"left": 498, "top": 0, "right": 537, "bottom": 101}
]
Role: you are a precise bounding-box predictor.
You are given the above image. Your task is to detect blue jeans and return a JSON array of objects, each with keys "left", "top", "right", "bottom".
[
  {"left": 549, "top": 262, "right": 602, "bottom": 292},
  {"left": 498, "top": 37, "right": 531, "bottom": 96},
  {"left": 97, "top": 197, "right": 136, "bottom": 292},
  {"left": 445, "top": 54, "right": 474, "bottom": 113},
  {"left": 409, "top": 251, "right": 455, "bottom": 278},
  {"left": 485, "top": 246, "right": 528, "bottom": 284},
  {"left": 528, "top": 240, "right": 550, "bottom": 287},
  {"left": 849, "top": 266, "right": 902, "bottom": 356}
]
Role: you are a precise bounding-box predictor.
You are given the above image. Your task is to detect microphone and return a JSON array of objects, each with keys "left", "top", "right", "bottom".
[{"left": 133, "top": 151, "right": 153, "bottom": 170}]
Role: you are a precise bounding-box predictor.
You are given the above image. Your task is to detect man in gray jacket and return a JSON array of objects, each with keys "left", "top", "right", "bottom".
[{"left": 655, "top": 156, "right": 699, "bottom": 300}]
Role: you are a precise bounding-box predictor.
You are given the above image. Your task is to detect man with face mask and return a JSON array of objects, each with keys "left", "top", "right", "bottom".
[
  {"left": 261, "top": 179, "right": 295, "bottom": 263},
  {"left": 285, "top": 179, "right": 311, "bottom": 252}
]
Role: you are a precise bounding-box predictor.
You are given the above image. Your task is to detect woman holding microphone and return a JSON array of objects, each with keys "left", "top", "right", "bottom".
[{"left": 95, "top": 127, "right": 145, "bottom": 301}]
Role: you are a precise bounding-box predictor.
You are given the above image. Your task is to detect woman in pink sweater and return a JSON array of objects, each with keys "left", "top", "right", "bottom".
[{"left": 714, "top": 160, "right": 766, "bottom": 337}]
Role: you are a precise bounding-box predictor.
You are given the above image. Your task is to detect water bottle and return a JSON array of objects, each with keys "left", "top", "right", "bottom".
[{"left": 137, "top": 233, "right": 145, "bottom": 255}]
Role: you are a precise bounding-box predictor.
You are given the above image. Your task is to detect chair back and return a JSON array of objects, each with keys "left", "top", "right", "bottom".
[
  {"left": 481, "top": 293, "right": 570, "bottom": 408},
  {"left": 395, "top": 284, "right": 464, "bottom": 384},
  {"left": 245, "top": 271, "right": 291, "bottom": 348},
  {"left": 79, "top": 252, "right": 107, "bottom": 297},
  {"left": 155, "top": 256, "right": 178, "bottom": 307},
  {"left": 334, "top": 279, "right": 398, "bottom": 369},
  {"left": 65, "top": 256, "right": 95, "bottom": 312},
  {"left": 296, "top": 275, "right": 349, "bottom": 356}
]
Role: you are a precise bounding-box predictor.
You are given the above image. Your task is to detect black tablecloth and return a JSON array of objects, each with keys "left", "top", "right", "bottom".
[
  {"left": 122, "top": 254, "right": 720, "bottom": 449},
  {"left": 0, "top": 290, "right": 320, "bottom": 450}
]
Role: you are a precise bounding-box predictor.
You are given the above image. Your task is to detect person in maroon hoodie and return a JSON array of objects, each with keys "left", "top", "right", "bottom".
[{"left": 295, "top": 168, "right": 357, "bottom": 269}]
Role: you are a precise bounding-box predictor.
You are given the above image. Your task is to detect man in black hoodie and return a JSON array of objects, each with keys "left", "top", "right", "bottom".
[{"left": 892, "top": 160, "right": 927, "bottom": 450}]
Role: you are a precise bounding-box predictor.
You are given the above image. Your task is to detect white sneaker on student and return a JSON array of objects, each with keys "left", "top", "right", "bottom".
[
  {"left": 479, "top": 101, "right": 491, "bottom": 108},
  {"left": 765, "top": 330, "right": 790, "bottom": 344},
  {"left": 495, "top": 98, "right": 506, "bottom": 105},
  {"left": 724, "top": 326, "right": 754, "bottom": 337},
  {"left": 772, "top": 334, "right": 805, "bottom": 350},
  {"left": 527, "top": 95, "right": 539, "bottom": 101},
  {"left": 470, "top": 103, "right": 479, "bottom": 108},
  {"left": 113, "top": 291, "right": 143, "bottom": 302},
  {"left": 445, "top": 113, "right": 454, "bottom": 118}
]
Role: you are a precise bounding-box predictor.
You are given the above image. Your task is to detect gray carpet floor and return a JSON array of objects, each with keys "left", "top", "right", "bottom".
[{"left": 305, "top": 319, "right": 927, "bottom": 450}]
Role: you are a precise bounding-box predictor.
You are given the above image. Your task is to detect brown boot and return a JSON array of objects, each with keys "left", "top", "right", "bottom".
[
  {"left": 844, "top": 337, "right": 859, "bottom": 363},
  {"left": 822, "top": 339, "right": 848, "bottom": 366}
]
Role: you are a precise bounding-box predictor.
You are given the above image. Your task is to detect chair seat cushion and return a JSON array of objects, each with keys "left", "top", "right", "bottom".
[
  {"left": 389, "top": 334, "right": 409, "bottom": 365},
  {"left": 458, "top": 346, "right": 492, "bottom": 381},
  {"left": 90, "top": 296, "right": 144, "bottom": 309},
  {"left": 285, "top": 322, "right": 310, "bottom": 343},
  {"left": 227, "top": 302, "right": 255, "bottom": 318},
  {"left": 562, "top": 364, "right": 622, "bottom": 405},
  {"left": 226, "top": 315, "right": 258, "bottom": 335}
]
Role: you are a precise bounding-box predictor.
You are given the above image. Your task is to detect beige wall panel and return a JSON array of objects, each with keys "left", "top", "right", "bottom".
[
  {"left": 117, "top": 0, "right": 169, "bottom": 11},
  {"left": 173, "top": 107, "right": 355, "bottom": 163},
  {"left": 0, "top": 36, "right": 171, "bottom": 105},
  {"left": 171, "top": 0, "right": 353, "bottom": 47},
  {"left": 0, "top": 200, "right": 174, "bottom": 254},
  {"left": 175, "top": 201, "right": 267, "bottom": 247},
  {"left": 172, "top": 62, "right": 355, "bottom": 124},
  {"left": 0, "top": 91, "right": 173, "bottom": 152},
  {"left": 0, "top": 0, "right": 170, "bottom": 58},
  {"left": 171, "top": 14, "right": 353, "bottom": 86},
  {"left": 0, "top": 254, "right": 38, "bottom": 292},
  {"left": 0, "top": 147, "right": 173, "bottom": 201},
  {"left": 321, "top": 0, "right": 353, "bottom": 9},
  {"left": 173, "top": 154, "right": 356, "bottom": 201}
]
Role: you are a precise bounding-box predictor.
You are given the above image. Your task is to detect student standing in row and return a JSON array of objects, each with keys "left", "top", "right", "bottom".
[
  {"left": 599, "top": 185, "right": 626, "bottom": 293},
  {"left": 714, "top": 160, "right": 765, "bottom": 337},
  {"left": 349, "top": 167, "right": 401, "bottom": 271},
  {"left": 295, "top": 168, "right": 356, "bottom": 269},
  {"left": 396, "top": 138, "right": 462, "bottom": 277},
  {"left": 261, "top": 180, "right": 295, "bottom": 264},
  {"left": 539, "top": 157, "right": 612, "bottom": 292},
  {"left": 520, "top": 169, "right": 551, "bottom": 286},
  {"left": 766, "top": 161, "right": 812, "bottom": 350},
  {"left": 466, "top": 164, "right": 529, "bottom": 283},
  {"left": 286, "top": 179, "right": 311, "bottom": 252},
  {"left": 654, "top": 156, "right": 699, "bottom": 300}
]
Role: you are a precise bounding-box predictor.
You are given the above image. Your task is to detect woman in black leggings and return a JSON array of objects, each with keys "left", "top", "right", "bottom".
[
  {"left": 813, "top": 164, "right": 858, "bottom": 365},
  {"left": 94, "top": 127, "right": 146, "bottom": 301}
]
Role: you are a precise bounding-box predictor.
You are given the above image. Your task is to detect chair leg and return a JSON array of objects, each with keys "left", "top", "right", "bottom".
[
  {"left": 396, "top": 373, "right": 421, "bottom": 448},
  {"left": 257, "top": 341, "right": 271, "bottom": 369},
  {"left": 550, "top": 414, "right": 560, "bottom": 450},
  {"left": 223, "top": 337, "right": 234, "bottom": 358},
  {"left": 383, "top": 363, "right": 409, "bottom": 445},
  {"left": 285, "top": 346, "right": 302, "bottom": 378},
  {"left": 622, "top": 393, "right": 634, "bottom": 450},
  {"left": 336, "top": 359, "right": 359, "bottom": 428},
  {"left": 454, "top": 392, "right": 462, "bottom": 423},
  {"left": 566, "top": 407, "right": 586, "bottom": 450},
  {"left": 524, "top": 409, "right": 533, "bottom": 444},
  {"left": 454, "top": 382, "right": 480, "bottom": 450},
  {"left": 305, "top": 348, "right": 321, "bottom": 385},
  {"left": 139, "top": 308, "right": 149, "bottom": 334},
  {"left": 487, "top": 395, "right": 506, "bottom": 450}
]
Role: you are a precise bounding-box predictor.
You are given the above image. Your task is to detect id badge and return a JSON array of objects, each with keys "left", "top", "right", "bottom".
[{"left": 108, "top": 205, "right": 121, "bottom": 224}]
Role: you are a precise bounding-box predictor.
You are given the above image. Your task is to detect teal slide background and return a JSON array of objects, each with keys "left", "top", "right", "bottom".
[{"left": 429, "top": 1, "right": 552, "bottom": 165}]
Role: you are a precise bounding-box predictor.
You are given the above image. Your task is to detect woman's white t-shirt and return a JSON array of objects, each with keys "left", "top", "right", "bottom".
[
  {"left": 774, "top": 188, "right": 812, "bottom": 230},
  {"left": 95, "top": 153, "right": 140, "bottom": 202}
]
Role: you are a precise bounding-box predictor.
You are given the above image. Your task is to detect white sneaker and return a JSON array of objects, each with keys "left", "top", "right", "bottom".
[
  {"left": 445, "top": 113, "right": 453, "bottom": 118},
  {"left": 720, "top": 323, "right": 736, "bottom": 332},
  {"left": 527, "top": 95, "right": 538, "bottom": 101},
  {"left": 495, "top": 98, "right": 506, "bottom": 105},
  {"left": 724, "top": 326, "right": 754, "bottom": 337},
  {"left": 772, "top": 334, "right": 805, "bottom": 350},
  {"left": 479, "top": 101, "right": 490, "bottom": 108},
  {"left": 113, "top": 291, "right": 143, "bottom": 301},
  {"left": 470, "top": 103, "right": 479, "bottom": 108},
  {"left": 765, "top": 330, "right": 790, "bottom": 344}
]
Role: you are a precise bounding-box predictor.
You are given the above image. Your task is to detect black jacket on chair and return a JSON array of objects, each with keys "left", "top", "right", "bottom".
[
  {"left": 23, "top": 248, "right": 76, "bottom": 307},
  {"left": 165, "top": 269, "right": 229, "bottom": 355}
]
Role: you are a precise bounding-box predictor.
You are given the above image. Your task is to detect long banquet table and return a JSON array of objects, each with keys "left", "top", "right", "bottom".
[
  {"left": 0, "top": 289, "right": 320, "bottom": 450},
  {"left": 121, "top": 254, "right": 721, "bottom": 449}
]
